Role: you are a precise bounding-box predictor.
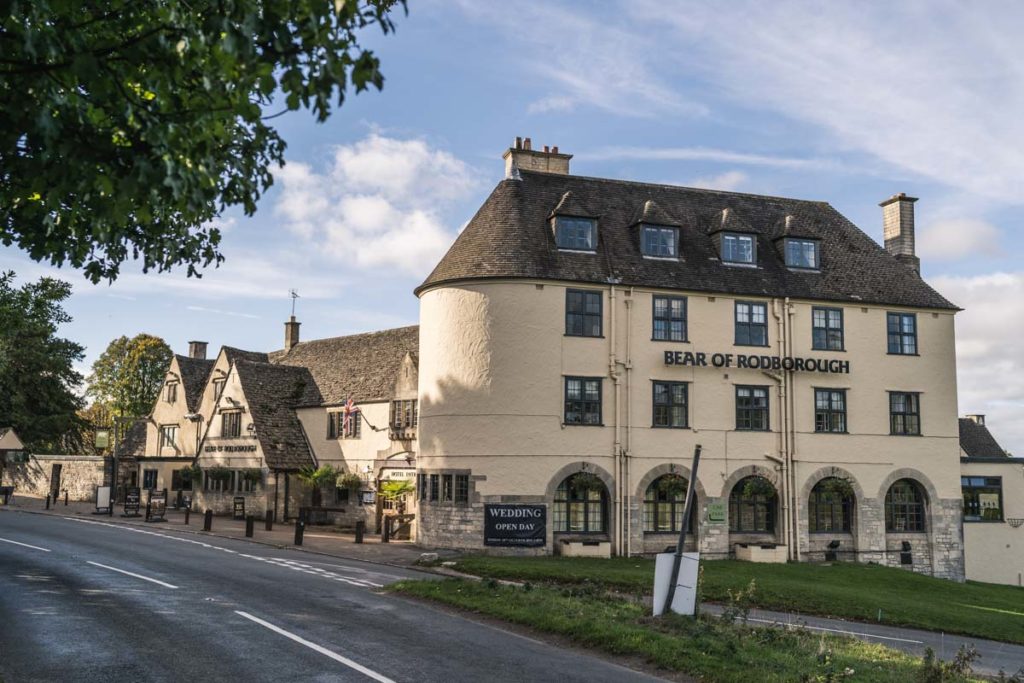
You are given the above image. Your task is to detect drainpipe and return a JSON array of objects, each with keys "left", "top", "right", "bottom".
[
  {"left": 609, "top": 285, "right": 622, "bottom": 556},
  {"left": 785, "top": 297, "right": 801, "bottom": 562},
  {"left": 771, "top": 299, "right": 792, "bottom": 559},
  {"left": 624, "top": 293, "right": 634, "bottom": 557}
]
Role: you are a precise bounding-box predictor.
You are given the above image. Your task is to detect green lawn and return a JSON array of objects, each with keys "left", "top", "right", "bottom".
[
  {"left": 391, "top": 579, "right": 975, "bottom": 683},
  {"left": 444, "top": 556, "right": 1024, "bottom": 645}
]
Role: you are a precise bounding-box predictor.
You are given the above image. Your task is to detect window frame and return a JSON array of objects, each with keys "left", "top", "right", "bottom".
[
  {"left": 643, "top": 476, "right": 694, "bottom": 534},
  {"left": 441, "top": 474, "right": 453, "bottom": 503},
  {"left": 814, "top": 388, "right": 848, "bottom": 433},
  {"left": 212, "top": 378, "right": 226, "bottom": 402},
  {"left": 159, "top": 424, "right": 178, "bottom": 449},
  {"left": 553, "top": 475, "right": 608, "bottom": 534},
  {"left": 784, "top": 238, "right": 821, "bottom": 270},
  {"left": 721, "top": 232, "right": 756, "bottom": 264},
  {"left": 812, "top": 306, "right": 845, "bottom": 351},
  {"left": 889, "top": 391, "right": 921, "bottom": 436},
  {"left": 808, "top": 478, "right": 853, "bottom": 533},
  {"left": 165, "top": 382, "right": 178, "bottom": 403},
  {"left": 729, "top": 476, "right": 776, "bottom": 533},
  {"left": 564, "top": 376, "right": 603, "bottom": 426},
  {"left": 652, "top": 381, "right": 689, "bottom": 429},
  {"left": 887, "top": 312, "right": 919, "bottom": 355},
  {"left": 428, "top": 474, "right": 439, "bottom": 502},
  {"left": 734, "top": 300, "right": 769, "bottom": 347},
  {"left": 640, "top": 224, "right": 680, "bottom": 258},
  {"left": 454, "top": 474, "right": 470, "bottom": 505},
  {"left": 885, "top": 479, "right": 927, "bottom": 533},
  {"left": 961, "top": 476, "right": 1004, "bottom": 522},
  {"left": 142, "top": 469, "right": 158, "bottom": 490},
  {"left": 389, "top": 400, "right": 418, "bottom": 429},
  {"left": 565, "top": 289, "right": 603, "bottom": 338},
  {"left": 735, "top": 385, "right": 770, "bottom": 431},
  {"left": 221, "top": 411, "right": 242, "bottom": 439},
  {"left": 554, "top": 216, "right": 597, "bottom": 252},
  {"left": 652, "top": 295, "right": 687, "bottom": 342}
]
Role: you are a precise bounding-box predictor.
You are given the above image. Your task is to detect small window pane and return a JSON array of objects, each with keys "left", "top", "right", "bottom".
[
  {"left": 722, "top": 233, "right": 754, "bottom": 263},
  {"left": 641, "top": 226, "right": 679, "bottom": 257},
  {"left": 555, "top": 217, "right": 596, "bottom": 250},
  {"left": 652, "top": 296, "right": 687, "bottom": 341}
]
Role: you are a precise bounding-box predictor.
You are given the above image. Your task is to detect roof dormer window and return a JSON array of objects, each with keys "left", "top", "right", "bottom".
[
  {"left": 554, "top": 216, "right": 597, "bottom": 251},
  {"left": 721, "top": 232, "right": 755, "bottom": 264},
  {"left": 640, "top": 225, "right": 679, "bottom": 258},
  {"left": 785, "top": 238, "right": 820, "bottom": 269}
]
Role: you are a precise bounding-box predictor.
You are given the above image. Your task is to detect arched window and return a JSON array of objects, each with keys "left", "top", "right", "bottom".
[
  {"left": 729, "top": 476, "right": 776, "bottom": 533},
  {"left": 809, "top": 477, "right": 854, "bottom": 533},
  {"left": 553, "top": 474, "right": 608, "bottom": 533},
  {"left": 643, "top": 475, "right": 695, "bottom": 533},
  {"left": 885, "top": 479, "right": 926, "bottom": 532}
]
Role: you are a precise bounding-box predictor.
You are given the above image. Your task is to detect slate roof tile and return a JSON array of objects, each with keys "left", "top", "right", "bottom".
[
  {"left": 234, "top": 361, "right": 321, "bottom": 470},
  {"left": 959, "top": 419, "right": 1009, "bottom": 458},
  {"left": 176, "top": 356, "right": 215, "bottom": 412}
]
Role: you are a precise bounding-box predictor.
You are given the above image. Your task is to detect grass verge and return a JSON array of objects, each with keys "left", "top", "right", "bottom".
[
  {"left": 445, "top": 556, "right": 1024, "bottom": 645},
  {"left": 390, "top": 578, "right": 982, "bottom": 682}
]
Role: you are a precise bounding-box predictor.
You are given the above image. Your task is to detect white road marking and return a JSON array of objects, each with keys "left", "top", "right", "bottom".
[
  {"left": 0, "top": 536, "right": 51, "bottom": 552},
  {"left": 235, "top": 611, "right": 395, "bottom": 683},
  {"left": 86, "top": 561, "right": 178, "bottom": 589},
  {"left": 744, "top": 616, "right": 925, "bottom": 644}
]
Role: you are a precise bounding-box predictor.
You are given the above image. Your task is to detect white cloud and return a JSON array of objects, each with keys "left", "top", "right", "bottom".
[
  {"left": 527, "top": 96, "right": 575, "bottom": 115},
  {"left": 687, "top": 171, "right": 749, "bottom": 192},
  {"left": 917, "top": 218, "right": 1002, "bottom": 261},
  {"left": 633, "top": 1, "right": 1024, "bottom": 202},
  {"left": 186, "top": 305, "right": 261, "bottom": 320},
  {"left": 274, "top": 133, "right": 481, "bottom": 276},
  {"left": 931, "top": 272, "right": 1024, "bottom": 455},
  {"left": 583, "top": 146, "right": 841, "bottom": 172}
]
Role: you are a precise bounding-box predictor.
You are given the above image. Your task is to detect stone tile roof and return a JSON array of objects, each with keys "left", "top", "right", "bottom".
[
  {"left": 176, "top": 356, "right": 215, "bottom": 412},
  {"left": 117, "top": 419, "right": 148, "bottom": 458},
  {"left": 223, "top": 347, "right": 269, "bottom": 365},
  {"left": 272, "top": 325, "right": 419, "bottom": 405},
  {"left": 417, "top": 171, "right": 957, "bottom": 310},
  {"left": 959, "top": 419, "right": 1008, "bottom": 458},
  {"left": 234, "top": 360, "right": 321, "bottom": 470}
]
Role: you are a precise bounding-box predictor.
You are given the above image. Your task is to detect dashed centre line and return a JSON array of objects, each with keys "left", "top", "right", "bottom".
[
  {"left": 86, "top": 561, "right": 179, "bottom": 589},
  {"left": 0, "top": 536, "right": 51, "bottom": 553}
]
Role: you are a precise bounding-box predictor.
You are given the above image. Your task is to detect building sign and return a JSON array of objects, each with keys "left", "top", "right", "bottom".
[
  {"left": 381, "top": 468, "right": 415, "bottom": 481},
  {"left": 664, "top": 351, "right": 850, "bottom": 375},
  {"left": 204, "top": 443, "right": 258, "bottom": 453},
  {"left": 706, "top": 502, "right": 726, "bottom": 523},
  {"left": 484, "top": 504, "right": 547, "bottom": 547}
]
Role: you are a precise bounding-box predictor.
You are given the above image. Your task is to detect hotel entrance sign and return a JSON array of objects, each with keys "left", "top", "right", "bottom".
[{"left": 664, "top": 350, "right": 850, "bottom": 374}]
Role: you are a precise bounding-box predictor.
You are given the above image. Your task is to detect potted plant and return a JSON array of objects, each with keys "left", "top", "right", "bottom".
[
  {"left": 657, "top": 474, "right": 689, "bottom": 499},
  {"left": 337, "top": 472, "right": 363, "bottom": 492},
  {"left": 181, "top": 463, "right": 203, "bottom": 486},
  {"left": 298, "top": 464, "right": 338, "bottom": 509}
]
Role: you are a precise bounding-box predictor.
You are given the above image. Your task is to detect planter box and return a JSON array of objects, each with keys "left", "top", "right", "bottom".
[
  {"left": 735, "top": 543, "right": 787, "bottom": 563},
  {"left": 557, "top": 539, "right": 611, "bottom": 558}
]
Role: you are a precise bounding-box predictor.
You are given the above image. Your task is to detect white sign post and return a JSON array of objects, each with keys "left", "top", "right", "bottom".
[
  {"left": 95, "top": 485, "right": 111, "bottom": 513},
  {"left": 653, "top": 552, "right": 700, "bottom": 616}
]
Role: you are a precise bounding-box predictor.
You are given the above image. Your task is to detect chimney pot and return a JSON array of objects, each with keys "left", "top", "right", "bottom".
[
  {"left": 514, "top": 136, "right": 522, "bottom": 149},
  {"left": 552, "top": 146, "right": 558, "bottom": 154},
  {"left": 543, "top": 145, "right": 550, "bottom": 153},
  {"left": 502, "top": 136, "right": 572, "bottom": 177},
  {"left": 187, "top": 340, "right": 208, "bottom": 360},
  {"left": 966, "top": 414, "right": 986, "bottom": 426},
  {"left": 879, "top": 192, "right": 920, "bottom": 273},
  {"left": 284, "top": 315, "right": 301, "bottom": 351},
  {"left": 523, "top": 137, "right": 532, "bottom": 151}
]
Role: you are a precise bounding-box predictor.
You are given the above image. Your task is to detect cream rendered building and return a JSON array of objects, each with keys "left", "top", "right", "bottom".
[{"left": 415, "top": 139, "right": 966, "bottom": 580}]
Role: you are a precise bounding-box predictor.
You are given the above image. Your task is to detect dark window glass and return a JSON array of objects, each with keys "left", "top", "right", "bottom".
[
  {"left": 643, "top": 476, "right": 694, "bottom": 533},
  {"left": 735, "top": 301, "right": 768, "bottom": 346},
  {"left": 555, "top": 216, "right": 597, "bottom": 250},
  {"left": 962, "top": 476, "right": 1003, "bottom": 521},
  {"left": 653, "top": 381, "right": 688, "bottom": 428},
  {"left": 165, "top": 382, "right": 178, "bottom": 403},
  {"left": 222, "top": 412, "right": 241, "bottom": 438},
  {"left": 143, "top": 469, "right": 158, "bottom": 490},
  {"left": 887, "top": 313, "right": 918, "bottom": 355},
  {"left": 390, "top": 400, "right": 418, "bottom": 429},
  {"left": 814, "top": 389, "right": 847, "bottom": 433},
  {"left": 885, "top": 479, "right": 926, "bottom": 532},
  {"left": 722, "top": 233, "right": 755, "bottom": 263},
  {"left": 213, "top": 379, "right": 225, "bottom": 401},
  {"left": 335, "top": 486, "right": 350, "bottom": 505},
  {"left": 641, "top": 225, "right": 679, "bottom": 257},
  {"left": 566, "top": 289, "right": 602, "bottom": 337},
  {"left": 889, "top": 392, "right": 921, "bottom": 435},
  {"left": 441, "top": 475, "right": 453, "bottom": 503},
  {"left": 729, "top": 476, "right": 776, "bottom": 532},
  {"left": 808, "top": 478, "right": 853, "bottom": 532},
  {"left": 159, "top": 425, "right": 178, "bottom": 448},
  {"left": 736, "top": 386, "right": 769, "bottom": 431},
  {"left": 564, "top": 377, "right": 602, "bottom": 425},
  {"left": 652, "top": 296, "right": 687, "bottom": 341},
  {"left": 417, "top": 474, "right": 427, "bottom": 501},
  {"left": 171, "top": 469, "right": 192, "bottom": 491},
  {"left": 785, "top": 239, "right": 819, "bottom": 268},
  {"left": 812, "top": 307, "right": 844, "bottom": 351},
  {"left": 553, "top": 475, "right": 607, "bottom": 533},
  {"left": 429, "top": 474, "right": 439, "bottom": 502},
  {"left": 455, "top": 475, "right": 469, "bottom": 504}
]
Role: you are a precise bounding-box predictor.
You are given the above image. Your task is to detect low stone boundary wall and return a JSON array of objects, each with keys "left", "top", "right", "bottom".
[{"left": 1, "top": 454, "right": 105, "bottom": 501}]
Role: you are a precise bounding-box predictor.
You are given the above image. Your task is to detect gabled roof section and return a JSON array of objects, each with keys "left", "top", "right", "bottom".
[
  {"left": 272, "top": 325, "right": 419, "bottom": 405},
  {"left": 959, "top": 418, "right": 1009, "bottom": 458},
  {"left": 628, "top": 199, "right": 681, "bottom": 228},
  {"left": 234, "top": 361, "right": 320, "bottom": 470},
  {"left": 417, "top": 171, "right": 957, "bottom": 310},
  {"left": 772, "top": 213, "right": 823, "bottom": 241},
  {"left": 223, "top": 347, "right": 269, "bottom": 365},
  {"left": 0, "top": 428, "right": 24, "bottom": 451},
  {"left": 175, "top": 356, "right": 215, "bottom": 412},
  {"left": 548, "top": 190, "right": 598, "bottom": 219}
]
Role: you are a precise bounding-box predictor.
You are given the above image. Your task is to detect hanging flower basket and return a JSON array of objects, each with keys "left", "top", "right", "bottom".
[
  {"left": 338, "top": 472, "right": 363, "bottom": 492},
  {"left": 742, "top": 476, "right": 776, "bottom": 498},
  {"left": 207, "top": 466, "right": 232, "bottom": 482},
  {"left": 572, "top": 471, "right": 604, "bottom": 493},
  {"left": 818, "top": 477, "right": 854, "bottom": 499},
  {"left": 242, "top": 468, "right": 262, "bottom": 485},
  {"left": 181, "top": 464, "right": 202, "bottom": 483},
  {"left": 657, "top": 474, "right": 689, "bottom": 498}
]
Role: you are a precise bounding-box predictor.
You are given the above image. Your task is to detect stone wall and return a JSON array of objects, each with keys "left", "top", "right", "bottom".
[{"left": 1, "top": 455, "right": 105, "bottom": 501}]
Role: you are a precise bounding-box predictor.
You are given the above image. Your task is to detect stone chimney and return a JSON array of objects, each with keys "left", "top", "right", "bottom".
[
  {"left": 284, "top": 316, "right": 301, "bottom": 351},
  {"left": 503, "top": 136, "right": 572, "bottom": 177},
  {"left": 880, "top": 193, "right": 920, "bottom": 273},
  {"left": 188, "top": 341, "right": 208, "bottom": 360},
  {"left": 966, "top": 414, "right": 986, "bottom": 426}
]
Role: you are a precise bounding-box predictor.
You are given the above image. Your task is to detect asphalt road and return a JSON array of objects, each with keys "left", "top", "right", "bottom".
[{"left": 0, "top": 511, "right": 665, "bottom": 683}]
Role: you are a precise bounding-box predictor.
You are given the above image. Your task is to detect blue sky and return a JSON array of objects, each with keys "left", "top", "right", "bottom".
[{"left": 3, "top": 1, "right": 1022, "bottom": 452}]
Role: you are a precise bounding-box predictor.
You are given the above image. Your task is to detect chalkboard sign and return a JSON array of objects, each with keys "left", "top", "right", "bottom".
[
  {"left": 484, "top": 504, "right": 546, "bottom": 547},
  {"left": 233, "top": 496, "right": 246, "bottom": 520},
  {"left": 123, "top": 487, "right": 141, "bottom": 517},
  {"left": 148, "top": 490, "right": 167, "bottom": 522},
  {"left": 95, "top": 486, "right": 112, "bottom": 513}
]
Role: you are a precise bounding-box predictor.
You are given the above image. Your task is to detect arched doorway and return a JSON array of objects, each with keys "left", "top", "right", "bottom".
[
  {"left": 808, "top": 476, "right": 856, "bottom": 561},
  {"left": 553, "top": 473, "right": 609, "bottom": 535}
]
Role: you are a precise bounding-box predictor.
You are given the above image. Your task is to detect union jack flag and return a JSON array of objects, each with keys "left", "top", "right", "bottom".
[{"left": 342, "top": 398, "right": 360, "bottom": 434}]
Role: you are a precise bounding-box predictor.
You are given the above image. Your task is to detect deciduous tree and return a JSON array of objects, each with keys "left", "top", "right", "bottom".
[
  {"left": 1, "top": 1, "right": 405, "bottom": 282},
  {"left": 87, "top": 334, "right": 174, "bottom": 418}
]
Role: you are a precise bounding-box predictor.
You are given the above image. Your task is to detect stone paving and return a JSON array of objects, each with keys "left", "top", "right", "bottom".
[{"left": 0, "top": 495, "right": 460, "bottom": 568}]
